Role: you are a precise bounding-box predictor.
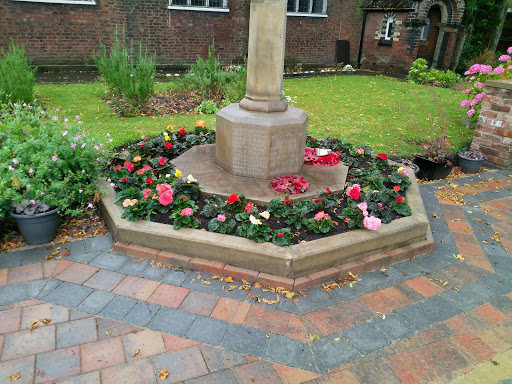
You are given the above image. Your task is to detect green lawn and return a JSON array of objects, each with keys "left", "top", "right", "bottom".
[{"left": 35, "top": 74, "right": 471, "bottom": 158}]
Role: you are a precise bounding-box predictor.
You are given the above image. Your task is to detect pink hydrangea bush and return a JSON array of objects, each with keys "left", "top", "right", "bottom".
[{"left": 460, "top": 47, "right": 512, "bottom": 121}]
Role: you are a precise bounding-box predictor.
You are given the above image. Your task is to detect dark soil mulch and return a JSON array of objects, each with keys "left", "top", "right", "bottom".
[{"left": 104, "top": 92, "right": 221, "bottom": 117}]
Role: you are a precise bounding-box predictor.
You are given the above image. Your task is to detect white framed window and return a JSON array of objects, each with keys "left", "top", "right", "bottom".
[
  {"left": 12, "top": 0, "right": 95, "bottom": 4},
  {"left": 420, "top": 18, "right": 430, "bottom": 41},
  {"left": 169, "top": 0, "right": 229, "bottom": 12},
  {"left": 384, "top": 16, "right": 394, "bottom": 40},
  {"left": 287, "top": 0, "right": 327, "bottom": 17}
]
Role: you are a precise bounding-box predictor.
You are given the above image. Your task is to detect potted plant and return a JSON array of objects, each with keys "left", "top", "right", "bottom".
[
  {"left": 458, "top": 149, "right": 486, "bottom": 173},
  {"left": 414, "top": 135, "right": 454, "bottom": 180},
  {"left": 0, "top": 103, "right": 110, "bottom": 244}
]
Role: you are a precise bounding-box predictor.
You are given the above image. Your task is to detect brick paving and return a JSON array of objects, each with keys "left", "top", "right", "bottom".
[{"left": 1, "top": 169, "right": 512, "bottom": 383}]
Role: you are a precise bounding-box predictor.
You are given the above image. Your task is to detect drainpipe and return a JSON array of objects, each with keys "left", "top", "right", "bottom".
[{"left": 357, "top": 8, "right": 367, "bottom": 68}]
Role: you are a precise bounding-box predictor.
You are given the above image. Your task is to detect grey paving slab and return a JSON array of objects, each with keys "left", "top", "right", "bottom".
[
  {"left": 43, "top": 281, "right": 93, "bottom": 307},
  {"left": 37, "top": 279, "right": 62, "bottom": 299},
  {"left": 83, "top": 234, "right": 113, "bottom": 253},
  {"left": 152, "top": 347, "right": 208, "bottom": 383},
  {"left": 0, "top": 251, "right": 22, "bottom": 268},
  {"left": 147, "top": 307, "right": 196, "bottom": 337},
  {"left": 123, "top": 301, "right": 160, "bottom": 327},
  {"left": 184, "top": 369, "right": 238, "bottom": 384},
  {"left": 76, "top": 290, "right": 115, "bottom": 314},
  {"left": 396, "top": 301, "right": 441, "bottom": 332},
  {"left": 392, "top": 260, "right": 427, "bottom": 279},
  {"left": 350, "top": 271, "right": 390, "bottom": 294},
  {"left": 199, "top": 345, "right": 248, "bottom": 373},
  {"left": 160, "top": 268, "right": 192, "bottom": 286},
  {"left": 416, "top": 252, "right": 458, "bottom": 272},
  {"left": 220, "top": 324, "right": 268, "bottom": 358},
  {"left": 99, "top": 295, "right": 137, "bottom": 321},
  {"left": 351, "top": 359, "right": 402, "bottom": 384},
  {"left": 373, "top": 312, "right": 413, "bottom": 341},
  {"left": 117, "top": 258, "right": 151, "bottom": 277},
  {"left": 21, "top": 247, "right": 53, "bottom": 265},
  {"left": 0, "top": 279, "right": 47, "bottom": 305},
  {"left": 373, "top": 266, "right": 408, "bottom": 288},
  {"left": 310, "top": 333, "right": 361, "bottom": 372},
  {"left": 480, "top": 273, "right": 512, "bottom": 295},
  {"left": 262, "top": 334, "right": 305, "bottom": 367},
  {"left": 298, "top": 345, "right": 322, "bottom": 373},
  {"left": 342, "top": 320, "right": 392, "bottom": 355},
  {"left": 55, "top": 240, "right": 87, "bottom": 258},
  {"left": 88, "top": 251, "right": 130, "bottom": 271},
  {"left": 182, "top": 271, "right": 249, "bottom": 301},
  {"left": 491, "top": 296, "right": 512, "bottom": 315},
  {"left": 65, "top": 251, "right": 102, "bottom": 265},
  {"left": 185, "top": 316, "right": 229, "bottom": 346},
  {"left": 140, "top": 263, "right": 170, "bottom": 281}
]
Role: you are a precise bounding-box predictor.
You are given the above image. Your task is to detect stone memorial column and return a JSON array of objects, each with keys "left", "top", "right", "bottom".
[{"left": 215, "top": 0, "right": 308, "bottom": 179}]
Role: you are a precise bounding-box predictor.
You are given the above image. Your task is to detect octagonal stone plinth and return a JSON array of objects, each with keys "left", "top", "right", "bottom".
[{"left": 215, "top": 103, "right": 308, "bottom": 179}]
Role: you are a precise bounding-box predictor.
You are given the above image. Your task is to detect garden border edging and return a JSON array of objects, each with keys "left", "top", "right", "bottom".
[{"left": 100, "top": 169, "right": 433, "bottom": 287}]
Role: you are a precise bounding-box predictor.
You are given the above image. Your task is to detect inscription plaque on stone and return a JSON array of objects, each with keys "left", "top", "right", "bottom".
[
  {"left": 269, "top": 132, "right": 304, "bottom": 175},
  {"left": 232, "top": 127, "right": 269, "bottom": 178}
]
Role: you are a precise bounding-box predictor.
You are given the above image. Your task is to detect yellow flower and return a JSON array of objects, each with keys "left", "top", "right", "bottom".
[
  {"left": 196, "top": 120, "right": 205, "bottom": 128},
  {"left": 175, "top": 169, "right": 182, "bottom": 178},
  {"left": 166, "top": 125, "right": 173, "bottom": 131},
  {"left": 164, "top": 134, "right": 170, "bottom": 141}
]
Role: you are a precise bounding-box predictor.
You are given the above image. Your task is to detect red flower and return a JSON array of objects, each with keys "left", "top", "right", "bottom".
[
  {"left": 143, "top": 165, "right": 152, "bottom": 170},
  {"left": 165, "top": 142, "right": 173, "bottom": 150},
  {"left": 396, "top": 196, "right": 403, "bottom": 203},
  {"left": 137, "top": 169, "right": 145, "bottom": 175},
  {"left": 124, "top": 162, "right": 134, "bottom": 172},
  {"left": 138, "top": 142, "right": 144, "bottom": 147},
  {"left": 145, "top": 177, "right": 154, "bottom": 185},
  {"left": 158, "top": 157, "right": 166, "bottom": 165},
  {"left": 177, "top": 127, "right": 186, "bottom": 135},
  {"left": 277, "top": 233, "right": 284, "bottom": 238},
  {"left": 229, "top": 193, "right": 240, "bottom": 204},
  {"left": 114, "top": 165, "right": 122, "bottom": 172},
  {"left": 121, "top": 177, "right": 127, "bottom": 182},
  {"left": 311, "top": 138, "right": 315, "bottom": 142},
  {"left": 377, "top": 153, "right": 388, "bottom": 160},
  {"left": 283, "top": 200, "right": 291, "bottom": 206},
  {"left": 346, "top": 184, "right": 361, "bottom": 200},
  {"left": 325, "top": 188, "right": 331, "bottom": 194},
  {"left": 393, "top": 186, "right": 400, "bottom": 193},
  {"left": 314, "top": 198, "right": 322, "bottom": 203}
]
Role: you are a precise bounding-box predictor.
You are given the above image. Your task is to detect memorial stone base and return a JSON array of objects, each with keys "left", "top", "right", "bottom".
[{"left": 215, "top": 103, "right": 308, "bottom": 179}]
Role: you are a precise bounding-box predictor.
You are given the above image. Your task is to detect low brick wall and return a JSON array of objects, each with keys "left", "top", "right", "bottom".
[{"left": 471, "top": 79, "right": 512, "bottom": 167}]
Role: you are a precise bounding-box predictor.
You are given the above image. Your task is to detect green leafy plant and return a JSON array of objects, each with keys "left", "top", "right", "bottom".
[
  {"left": 267, "top": 198, "right": 292, "bottom": 217},
  {"left": 208, "top": 213, "right": 236, "bottom": 234},
  {"left": 307, "top": 212, "right": 334, "bottom": 234},
  {"left": 407, "top": 58, "right": 460, "bottom": 86},
  {"left": 201, "top": 195, "right": 227, "bottom": 218},
  {"left": 195, "top": 100, "right": 219, "bottom": 114},
  {"left": 94, "top": 27, "right": 156, "bottom": 110},
  {"left": 169, "top": 198, "right": 199, "bottom": 229},
  {"left": 284, "top": 200, "right": 315, "bottom": 230},
  {"left": 236, "top": 214, "right": 271, "bottom": 243},
  {"left": 0, "top": 104, "right": 110, "bottom": 221},
  {"left": 271, "top": 228, "right": 293, "bottom": 246},
  {"left": 0, "top": 42, "right": 36, "bottom": 105}
]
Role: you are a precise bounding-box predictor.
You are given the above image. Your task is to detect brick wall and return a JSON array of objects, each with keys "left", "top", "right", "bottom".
[
  {"left": 471, "top": 80, "right": 512, "bottom": 167},
  {"left": 0, "top": 0, "right": 358, "bottom": 69}
]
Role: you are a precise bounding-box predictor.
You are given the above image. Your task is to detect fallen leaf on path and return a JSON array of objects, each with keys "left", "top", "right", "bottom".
[
  {"left": 247, "top": 294, "right": 261, "bottom": 303},
  {"left": 201, "top": 279, "right": 211, "bottom": 285},
  {"left": 159, "top": 369, "right": 169, "bottom": 380},
  {"left": 453, "top": 254, "right": 464, "bottom": 260},
  {"left": 225, "top": 276, "right": 234, "bottom": 283},
  {"left": 133, "top": 349, "right": 141, "bottom": 357},
  {"left": 377, "top": 312, "right": 386, "bottom": 319},
  {"left": 133, "top": 258, "right": 143, "bottom": 263},
  {"left": 39, "top": 318, "right": 52, "bottom": 324},
  {"left": 105, "top": 331, "right": 111, "bottom": 336},
  {"left": 30, "top": 320, "right": 39, "bottom": 333},
  {"left": 9, "top": 373, "right": 20, "bottom": 381},
  {"left": 309, "top": 333, "right": 321, "bottom": 341}
]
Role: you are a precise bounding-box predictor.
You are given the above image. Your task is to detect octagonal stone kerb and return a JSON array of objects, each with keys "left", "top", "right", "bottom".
[{"left": 100, "top": 169, "right": 429, "bottom": 279}]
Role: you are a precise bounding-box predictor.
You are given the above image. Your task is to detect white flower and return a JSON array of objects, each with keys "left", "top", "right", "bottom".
[
  {"left": 249, "top": 215, "right": 262, "bottom": 225},
  {"left": 186, "top": 174, "right": 197, "bottom": 184},
  {"left": 259, "top": 211, "right": 270, "bottom": 220},
  {"left": 165, "top": 174, "right": 171, "bottom": 178}
]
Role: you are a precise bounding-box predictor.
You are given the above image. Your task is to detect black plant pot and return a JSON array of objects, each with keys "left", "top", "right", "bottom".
[
  {"left": 414, "top": 156, "right": 453, "bottom": 181},
  {"left": 10, "top": 207, "right": 60, "bottom": 245},
  {"left": 458, "top": 153, "right": 485, "bottom": 174}
]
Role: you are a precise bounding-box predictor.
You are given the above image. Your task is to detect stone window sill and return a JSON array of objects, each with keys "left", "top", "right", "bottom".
[
  {"left": 287, "top": 12, "right": 327, "bottom": 18},
  {"left": 12, "top": 0, "right": 96, "bottom": 4},
  {"left": 168, "top": 6, "right": 229, "bottom": 12}
]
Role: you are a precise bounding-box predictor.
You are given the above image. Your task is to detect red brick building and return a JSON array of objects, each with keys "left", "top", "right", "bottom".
[{"left": 0, "top": 0, "right": 464, "bottom": 75}]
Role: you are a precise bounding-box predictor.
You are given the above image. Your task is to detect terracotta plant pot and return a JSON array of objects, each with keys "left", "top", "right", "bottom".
[
  {"left": 10, "top": 207, "right": 60, "bottom": 245},
  {"left": 413, "top": 156, "right": 453, "bottom": 181}
]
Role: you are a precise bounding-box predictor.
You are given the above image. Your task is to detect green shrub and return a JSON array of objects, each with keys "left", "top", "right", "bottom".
[
  {"left": 173, "top": 41, "right": 246, "bottom": 103},
  {"left": 407, "top": 58, "right": 460, "bottom": 86},
  {"left": 195, "top": 100, "right": 219, "bottom": 114},
  {"left": 94, "top": 28, "right": 156, "bottom": 110},
  {"left": 0, "top": 42, "right": 36, "bottom": 105}
]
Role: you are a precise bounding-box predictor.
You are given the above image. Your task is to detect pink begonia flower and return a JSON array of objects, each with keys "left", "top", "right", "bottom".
[
  {"left": 158, "top": 190, "right": 174, "bottom": 206},
  {"left": 363, "top": 216, "right": 382, "bottom": 230},
  {"left": 475, "top": 82, "right": 485, "bottom": 88},
  {"left": 346, "top": 184, "right": 361, "bottom": 200},
  {"left": 460, "top": 100, "right": 471, "bottom": 108},
  {"left": 479, "top": 65, "right": 492, "bottom": 74},
  {"left": 217, "top": 214, "right": 226, "bottom": 223},
  {"left": 244, "top": 202, "right": 254, "bottom": 213},
  {"left": 397, "top": 167, "right": 408, "bottom": 176},
  {"left": 499, "top": 55, "right": 511, "bottom": 62},
  {"left": 156, "top": 183, "right": 172, "bottom": 195},
  {"left": 181, "top": 208, "right": 194, "bottom": 216},
  {"left": 356, "top": 148, "right": 364, "bottom": 155},
  {"left": 314, "top": 211, "right": 331, "bottom": 221},
  {"left": 357, "top": 202, "right": 368, "bottom": 212},
  {"left": 493, "top": 66, "right": 505, "bottom": 75},
  {"left": 467, "top": 108, "right": 476, "bottom": 117}
]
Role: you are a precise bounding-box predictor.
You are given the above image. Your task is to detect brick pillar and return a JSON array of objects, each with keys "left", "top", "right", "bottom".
[{"left": 471, "top": 79, "right": 512, "bottom": 167}]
